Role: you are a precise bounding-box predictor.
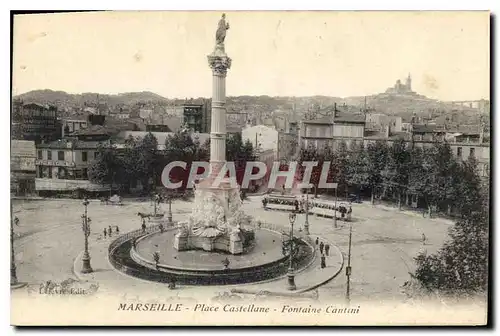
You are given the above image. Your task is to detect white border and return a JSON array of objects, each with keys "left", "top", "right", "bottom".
[{"left": 2, "top": 1, "right": 497, "bottom": 335}]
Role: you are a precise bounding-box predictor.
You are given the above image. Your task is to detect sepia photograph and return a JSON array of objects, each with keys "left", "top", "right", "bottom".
[{"left": 9, "top": 10, "right": 490, "bottom": 326}]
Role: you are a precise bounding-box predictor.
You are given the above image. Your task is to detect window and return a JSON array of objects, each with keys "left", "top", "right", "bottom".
[
  {"left": 48, "top": 167, "right": 52, "bottom": 178},
  {"left": 38, "top": 150, "right": 42, "bottom": 159},
  {"left": 457, "top": 147, "right": 462, "bottom": 158},
  {"left": 82, "top": 151, "right": 88, "bottom": 162},
  {"left": 47, "top": 150, "right": 52, "bottom": 160},
  {"left": 58, "top": 151, "right": 64, "bottom": 161},
  {"left": 469, "top": 148, "right": 476, "bottom": 157}
]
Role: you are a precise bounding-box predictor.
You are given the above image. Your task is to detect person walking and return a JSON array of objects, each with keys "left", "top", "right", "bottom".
[
  {"left": 319, "top": 241, "right": 325, "bottom": 255},
  {"left": 422, "top": 233, "right": 426, "bottom": 245},
  {"left": 315, "top": 237, "right": 319, "bottom": 247},
  {"left": 108, "top": 226, "right": 112, "bottom": 237},
  {"left": 325, "top": 243, "right": 330, "bottom": 256},
  {"left": 103, "top": 228, "right": 107, "bottom": 238},
  {"left": 116, "top": 226, "right": 120, "bottom": 234},
  {"left": 320, "top": 253, "right": 326, "bottom": 269},
  {"left": 142, "top": 220, "right": 147, "bottom": 233}
]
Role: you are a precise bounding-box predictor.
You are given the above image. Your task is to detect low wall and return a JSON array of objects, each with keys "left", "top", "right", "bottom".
[{"left": 108, "top": 223, "right": 315, "bottom": 286}]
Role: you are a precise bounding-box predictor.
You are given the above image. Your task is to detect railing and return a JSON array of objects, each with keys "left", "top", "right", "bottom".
[{"left": 108, "top": 223, "right": 164, "bottom": 256}]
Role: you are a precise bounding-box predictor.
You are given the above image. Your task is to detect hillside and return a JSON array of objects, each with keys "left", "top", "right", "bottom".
[
  {"left": 14, "top": 89, "right": 485, "bottom": 126},
  {"left": 14, "top": 90, "right": 170, "bottom": 107}
]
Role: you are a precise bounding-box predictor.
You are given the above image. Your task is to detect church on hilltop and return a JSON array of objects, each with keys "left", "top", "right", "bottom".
[{"left": 385, "top": 73, "right": 415, "bottom": 95}]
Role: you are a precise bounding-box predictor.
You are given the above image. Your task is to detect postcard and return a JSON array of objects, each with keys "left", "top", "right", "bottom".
[{"left": 10, "top": 10, "right": 490, "bottom": 326}]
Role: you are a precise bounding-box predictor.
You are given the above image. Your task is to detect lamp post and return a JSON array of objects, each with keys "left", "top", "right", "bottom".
[
  {"left": 334, "top": 186, "right": 338, "bottom": 228},
  {"left": 81, "top": 197, "right": 93, "bottom": 274},
  {"left": 303, "top": 189, "right": 310, "bottom": 235},
  {"left": 287, "top": 212, "right": 297, "bottom": 291},
  {"left": 10, "top": 202, "right": 19, "bottom": 287},
  {"left": 167, "top": 196, "right": 173, "bottom": 225},
  {"left": 153, "top": 193, "right": 159, "bottom": 217},
  {"left": 346, "top": 222, "right": 353, "bottom": 305}
]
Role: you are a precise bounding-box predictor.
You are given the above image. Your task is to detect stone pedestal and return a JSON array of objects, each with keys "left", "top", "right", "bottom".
[
  {"left": 229, "top": 236, "right": 243, "bottom": 254},
  {"left": 173, "top": 234, "right": 188, "bottom": 251}
]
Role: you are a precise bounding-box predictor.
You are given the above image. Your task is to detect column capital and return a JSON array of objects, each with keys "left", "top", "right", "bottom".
[{"left": 208, "top": 49, "right": 232, "bottom": 76}]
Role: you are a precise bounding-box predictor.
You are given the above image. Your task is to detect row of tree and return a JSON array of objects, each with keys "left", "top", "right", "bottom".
[
  {"left": 297, "top": 139, "right": 486, "bottom": 219},
  {"left": 296, "top": 139, "right": 488, "bottom": 296},
  {"left": 88, "top": 130, "right": 256, "bottom": 194}
]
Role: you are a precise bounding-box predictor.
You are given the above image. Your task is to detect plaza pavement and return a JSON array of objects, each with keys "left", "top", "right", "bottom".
[{"left": 12, "top": 196, "right": 453, "bottom": 302}]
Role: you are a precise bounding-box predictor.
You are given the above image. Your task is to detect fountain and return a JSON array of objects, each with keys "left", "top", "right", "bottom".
[{"left": 173, "top": 13, "right": 254, "bottom": 255}]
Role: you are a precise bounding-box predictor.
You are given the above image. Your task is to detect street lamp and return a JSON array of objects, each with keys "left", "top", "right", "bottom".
[
  {"left": 81, "top": 197, "right": 93, "bottom": 274},
  {"left": 11, "top": 202, "right": 19, "bottom": 287},
  {"left": 167, "top": 195, "right": 173, "bottom": 225},
  {"left": 303, "top": 189, "right": 310, "bottom": 235},
  {"left": 287, "top": 212, "right": 297, "bottom": 291},
  {"left": 346, "top": 222, "right": 353, "bottom": 305},
  {"left": 333, "top": 186, "right": 338, "bottom": 228}
]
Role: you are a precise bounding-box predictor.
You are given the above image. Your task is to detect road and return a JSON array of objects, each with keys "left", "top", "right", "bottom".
[{"left": 12, "top": 196, "right": 453, "bottom": 301}]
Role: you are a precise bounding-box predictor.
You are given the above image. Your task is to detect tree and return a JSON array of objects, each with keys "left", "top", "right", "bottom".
[
  {"left": 452, "top": 157, "right": 484, "bottom": 218},
  {"left": 382, "top": 139, "right": 411, "bottom": 209},
  {"left": 163, "top": 129, "right": 202, "bottom": 190},
  {"left": 346, "top": 142, "right": 370, "bottom": 198},
  {"left": 297, "top": 144, "right": 323, "bottom": 196},
  {"left": 330, "top": 141, "right": 350, "bottom": 198},
  {"left": 413, "top": 205, "right": 488, "bottom": 296},
  {"left": 407, "top": 144, "right": 453, "bottom": 217},
  {"left": 136, "top": 132, "right": 159, "bottom": 192},
  {"left": 88, "top": 144, "right": 118, "bottom": 186},
  {"left": 364, "top": 141, "right": 389, "bottom": 204}
]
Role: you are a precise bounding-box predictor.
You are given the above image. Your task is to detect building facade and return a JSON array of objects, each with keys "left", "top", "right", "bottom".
[
  {"left": 11, "top": 140, "right": 37, "bottom": 195},
  {"left": 300, "top": 109, "right": 366, "bottom": 151},
  {"left": 12, "top": 101, "right": 60, "bottom": 143},
  {"left": 35, "top": 139, "right": 111, "bottom": 196},
  {"left": 61, "top": 118, "right": 88, "bottom": 137}
]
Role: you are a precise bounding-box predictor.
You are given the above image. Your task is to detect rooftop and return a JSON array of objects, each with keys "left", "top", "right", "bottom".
[{"left": 37, "top": 139, "right": 103, "bottom": 150}]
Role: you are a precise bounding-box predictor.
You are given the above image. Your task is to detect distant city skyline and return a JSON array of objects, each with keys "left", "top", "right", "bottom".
[{"left": 13, "top": 11, "right": 490, "bottom": 101}]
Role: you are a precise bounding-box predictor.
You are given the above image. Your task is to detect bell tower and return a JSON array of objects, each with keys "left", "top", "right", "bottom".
[{"left": 406, "top": 73, "right": 412, "bottom": 92}]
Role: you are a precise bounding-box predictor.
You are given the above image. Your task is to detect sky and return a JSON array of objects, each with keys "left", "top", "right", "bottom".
[{"left": 12, "top": 11, "right": 490, "bottom": 101}]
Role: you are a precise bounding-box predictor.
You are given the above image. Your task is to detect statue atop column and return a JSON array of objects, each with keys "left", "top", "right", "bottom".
[
  {"left": 215, "top": 13, "right": 230, "bottom": 47},
  {"left": 208, "top": 13, "right": 232, "bottom": 74}
]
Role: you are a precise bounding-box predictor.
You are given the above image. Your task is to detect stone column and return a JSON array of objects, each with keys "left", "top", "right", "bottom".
[{"left": 207, "top": 45, "right": 232, "bottom": 178}]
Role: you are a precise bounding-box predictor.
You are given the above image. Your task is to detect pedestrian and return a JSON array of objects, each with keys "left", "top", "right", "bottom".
[
  {"left": 422, "top": 233, "right": 426, "bottom": 245},
  {"left": 142, "top": 221, "right": 146, "bottom": 233},
  {"left": 325, "top": 243, "right": 330, "bottom": 256},
  {"left": 319, "top": 241, "right": 324, "bottom": 254},
  {"left": 116, "top": 226, "right": 120, "bottom": 234},
  {"left": 315, "top": 237, "right": 319, "bottom": 247},
  {"left": 103, "top": 228, "right": 107, "bottom": 238},
  {"left": 320, "top": 253, "right": 326, "bottom": 269},
  {"left": 294, "top": 200, "right": 299, "bottom": 212},
  {"left": 108, "top": 226, "right": 112, "bottom": 237}
]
